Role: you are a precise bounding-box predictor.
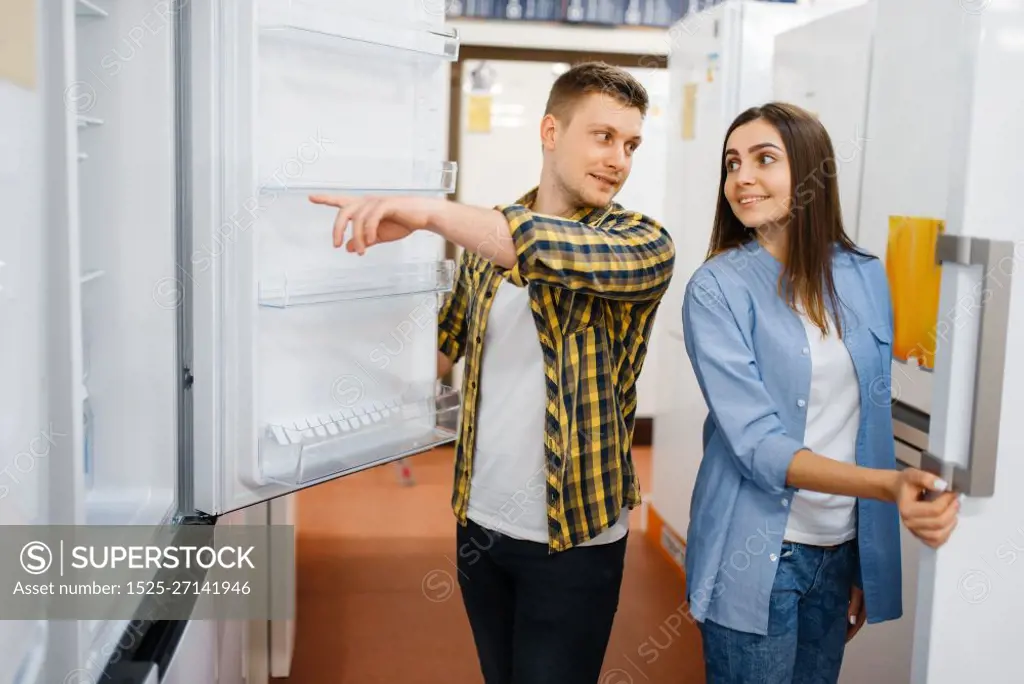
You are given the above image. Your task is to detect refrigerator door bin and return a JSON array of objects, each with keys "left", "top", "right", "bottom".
[
  {"left": 259, "top": 384, "right": 460, "bottom": 486},
  {"left": 248, "top": 281, "right": 457, "bottom": 489}
]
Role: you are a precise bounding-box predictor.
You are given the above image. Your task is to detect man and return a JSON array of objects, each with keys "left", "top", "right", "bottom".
[{"left": 310, "top": 61, "right": 675, "bottom": 684}]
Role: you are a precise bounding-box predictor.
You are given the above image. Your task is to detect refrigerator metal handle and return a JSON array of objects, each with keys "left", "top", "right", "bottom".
[{"left": 919, "top": 234, "right": 1015, "bottom": 497}]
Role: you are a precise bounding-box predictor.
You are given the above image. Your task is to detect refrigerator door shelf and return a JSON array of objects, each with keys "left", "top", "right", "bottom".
[
  {"left": 259, "top": 15, "right": 460, "bottom": 61},
  {"left": 258, "top": 384, "right": 460, "bottom": 486},
  {"left": 258, "top": 260, "right": 455, "bottom": 308},
  {"left": 258, "top": 160, "right": 458, "bottom": 195},
  {"left": 249, "top": 288, "right": 451, "bottom": 493}
]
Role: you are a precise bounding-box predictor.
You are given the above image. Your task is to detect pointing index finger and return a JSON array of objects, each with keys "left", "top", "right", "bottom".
[{"left": 308, "top": 194, "right": 353, "bottom": 207}]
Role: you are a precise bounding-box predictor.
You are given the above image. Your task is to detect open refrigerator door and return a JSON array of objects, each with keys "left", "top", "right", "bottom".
[{"left": 187, "top": 0, "right": 462, "bottom": 517}]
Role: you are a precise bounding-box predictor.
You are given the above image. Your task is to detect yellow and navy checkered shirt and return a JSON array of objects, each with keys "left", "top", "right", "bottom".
[{"left": 437, "top": 188, "right": 676, "bottom": 552}]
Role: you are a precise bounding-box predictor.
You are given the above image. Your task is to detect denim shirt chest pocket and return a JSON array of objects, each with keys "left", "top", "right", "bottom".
[
  {"left": 832, "top": 266, "right": 894, "bottom": 403},
  {"left": 840, "top": 316, "right": 891, "bottom": 390},
  {"left": 839, "top": 314, "right": 895, "bottom": 466}
]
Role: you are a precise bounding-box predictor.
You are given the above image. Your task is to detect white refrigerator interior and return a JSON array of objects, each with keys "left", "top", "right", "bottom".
[
  {"left": 0, "top": 4, "right": 49, "bottom": 681},
  {"left": 67, "top": 0, "right": 179, "bottom": 528},
  {"left": 652, "top": 0, "right": 864, "bottom": 542},
  {"left": 42, "top": 0, "right": 179, "bottom": 681},
  {"left": 187, "top": 0, "right": 461, "bottom": 513}
]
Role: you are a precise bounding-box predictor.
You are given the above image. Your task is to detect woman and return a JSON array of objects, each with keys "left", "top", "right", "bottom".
[{"left": 681, "top": 102, "right": 960, "bottom": 683}]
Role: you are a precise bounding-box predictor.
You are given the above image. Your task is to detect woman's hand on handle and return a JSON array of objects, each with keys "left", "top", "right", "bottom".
[
  {"left": 887, "top": 468, "right": 960, "bottom": 549},
  {"left": 785, "top": 450, "right": 961, "bottom": 549}
]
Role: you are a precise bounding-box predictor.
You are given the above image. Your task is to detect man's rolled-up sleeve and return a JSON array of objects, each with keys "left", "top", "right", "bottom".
[{"left": 492, "top": 204, "right": 675, "bottom": 301}]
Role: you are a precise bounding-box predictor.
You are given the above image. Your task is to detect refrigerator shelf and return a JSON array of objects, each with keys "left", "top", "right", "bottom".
[
  {"left": 259, "top": 384, "right": 461, "bottom": 486},
  {"left": 81, "top": 269, "right": 105, "bottom": 284},
  {"left": 75, "top": 0, "right": 108, "bottom": 18},
  {"left": 76, "top": 114, "right": 105, "bottom": 128},
  {"left": 258, "top": 260, "right": 455, "bottom": 308},
  {"left": 258, "top": 160, "right": 458, "bottom": 195},
  {"left": 260, "top": 15, "right": 460, "bottom": 61}
]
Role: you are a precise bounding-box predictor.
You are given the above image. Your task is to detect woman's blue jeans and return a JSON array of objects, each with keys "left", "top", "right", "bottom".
[{"left": 699, "top": 539, "right": 858, "bottom": 684}]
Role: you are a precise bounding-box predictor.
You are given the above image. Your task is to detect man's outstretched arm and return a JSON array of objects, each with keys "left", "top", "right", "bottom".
[
  {"left": 427, "top": 202, "right": 518, "bottom": 271},
  {"left": 308, "top": 194, "right": 674, "bottom": 302},
  {"left": 427, "top": 200, "right": 674, "bottom": 302}
]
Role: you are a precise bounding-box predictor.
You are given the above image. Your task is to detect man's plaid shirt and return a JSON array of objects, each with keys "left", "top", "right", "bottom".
[{"left": 437, "top": 188, "right": 676, "bottom": 552}]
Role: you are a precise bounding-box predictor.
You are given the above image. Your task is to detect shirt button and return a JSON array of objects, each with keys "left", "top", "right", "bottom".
[
  {"left": 770, "top": 553, "right": 778, "bottom": 562},
  {"left": 781, "top": 499, "right": 789, "bottom": 507},
  {"left": 797, "top": 399, "right": 806, "bottom": 408},
  {"left": 802, "top": 347, "right": 809, "bottom": 355}
]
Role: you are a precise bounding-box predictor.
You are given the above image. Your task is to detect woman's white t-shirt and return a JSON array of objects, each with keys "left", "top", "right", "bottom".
[{"left": 783, "top": 311, "right": 861, "bottom": 546}]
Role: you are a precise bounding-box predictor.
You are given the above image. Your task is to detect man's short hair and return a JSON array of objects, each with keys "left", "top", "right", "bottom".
[{"left": 544, "top": 61, "right": 649, "bottom": 123}]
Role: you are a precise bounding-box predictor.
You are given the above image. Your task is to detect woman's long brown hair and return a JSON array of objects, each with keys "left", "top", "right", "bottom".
[{"left": 706, "top": 102, "right": 872, "bottom": 338}]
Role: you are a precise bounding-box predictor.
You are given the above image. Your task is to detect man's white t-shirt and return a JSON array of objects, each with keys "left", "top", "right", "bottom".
[{"left": 466, "top": 280, "right": 628, "bottom": 546}]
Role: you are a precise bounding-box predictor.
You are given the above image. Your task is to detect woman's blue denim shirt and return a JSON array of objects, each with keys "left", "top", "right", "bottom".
[{"left": 680, "top": 239, "right": 903, "bottom": 636}]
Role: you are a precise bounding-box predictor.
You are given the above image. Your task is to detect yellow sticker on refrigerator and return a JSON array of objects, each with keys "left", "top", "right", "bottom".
[
  {"left": 467, "top": 94, "right": 492, "bottom": 134},
  {"left": 885, "top": 216, "right": 944, "bottom": 370},
  {"left": 681, "top": 83, "right": 697, "bottom": 140}
]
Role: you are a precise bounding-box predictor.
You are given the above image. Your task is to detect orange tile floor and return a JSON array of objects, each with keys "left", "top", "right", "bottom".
[{"left": 282, "top": 445, "right": 706, "bottom": 683}]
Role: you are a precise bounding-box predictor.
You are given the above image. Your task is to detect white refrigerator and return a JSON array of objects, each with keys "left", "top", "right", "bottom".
[
  {"left": 835, "top": 0, "right": 1024, "bottom": 681},
  {"left": 654, "top": 0, "right": 1024, "bottom": 682},
  {"left": 12, "top": 0, "right": 460, "bottom": 681},
  {"left": 775, "top": 1, "right": 1024, "bottom": 681},
  {"left": 0, "top": 3, "right": 50, "bottom": 682}
]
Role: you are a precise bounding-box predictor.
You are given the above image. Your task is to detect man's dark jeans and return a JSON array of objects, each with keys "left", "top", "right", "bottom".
[{"left": 455, "top": 517, "right": 628, "bottom": 684}]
